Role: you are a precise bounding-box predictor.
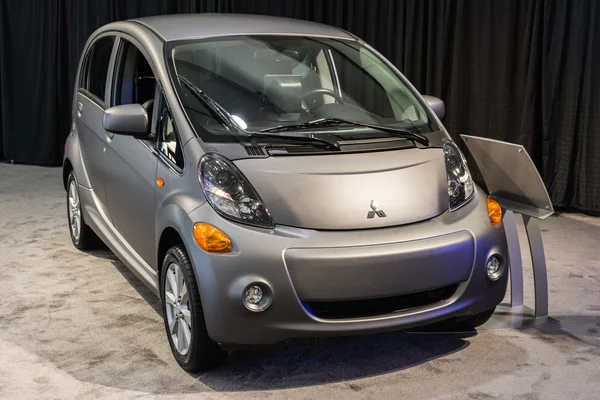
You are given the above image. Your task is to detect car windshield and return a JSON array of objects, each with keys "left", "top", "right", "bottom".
[{"left": 166, "top": 35, "right": 439, "bottom": 143}]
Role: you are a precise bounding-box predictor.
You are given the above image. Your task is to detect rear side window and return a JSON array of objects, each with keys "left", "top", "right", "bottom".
[{"left": 80, "top": 36, "right": 115, "bottom": 104}]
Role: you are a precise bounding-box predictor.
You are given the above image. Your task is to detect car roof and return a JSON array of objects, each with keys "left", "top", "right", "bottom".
[{"left": 130, "top": 14, "right": 356, "bottom": 42}]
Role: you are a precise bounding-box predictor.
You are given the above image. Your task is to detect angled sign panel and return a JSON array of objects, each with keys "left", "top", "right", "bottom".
[{"left": 461, "top": 135, "right": 554, "bottom": 219}]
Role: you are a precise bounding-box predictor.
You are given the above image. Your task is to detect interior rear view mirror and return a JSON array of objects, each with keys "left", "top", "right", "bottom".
[
  {"left": 103, "top": 104, "right": 149, "bottom": 136},
  {"left": 422, "top": 95, "right": 446, "bottom": 119}
]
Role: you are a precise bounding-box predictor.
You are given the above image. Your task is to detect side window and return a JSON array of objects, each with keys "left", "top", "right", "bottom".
[
  {"left": 157, "top": 94, "right": 184, "bottom": 170},
  {"left": 80, "top": 36, "right": 115, "bottom": 104},
  {"left": 112, "top": 39, "right": 156, "bottom": 123}
]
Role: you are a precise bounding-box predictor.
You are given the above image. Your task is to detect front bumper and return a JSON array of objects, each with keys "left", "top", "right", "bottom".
[{"left": 184, "top": 188, "right": 508, "bottom": 345}]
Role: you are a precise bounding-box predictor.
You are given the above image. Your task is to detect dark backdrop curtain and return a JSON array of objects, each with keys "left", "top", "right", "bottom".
[{"left": 1, "top": 0, "right": 599, "bottom": 213}]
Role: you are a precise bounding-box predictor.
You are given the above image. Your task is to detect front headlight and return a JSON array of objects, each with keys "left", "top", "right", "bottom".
[
  {"left": 199, "top": 154, "right": 274, "bottom": 228},
  {"left": 443, "top": 139, "right": 474, "bottom": 211}
]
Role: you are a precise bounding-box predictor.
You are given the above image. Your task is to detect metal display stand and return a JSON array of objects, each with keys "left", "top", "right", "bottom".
[{"left": 461, "top": 135, "right": 557, "bottom": 328}]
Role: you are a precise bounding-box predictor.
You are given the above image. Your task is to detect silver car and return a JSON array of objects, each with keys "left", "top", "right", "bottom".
[{"left": 64, "top": 14, "right": 508, "bottom": 371}]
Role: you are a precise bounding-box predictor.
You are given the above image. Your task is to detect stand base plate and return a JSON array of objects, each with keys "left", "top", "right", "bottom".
[{"left": 479, "top": 303, "right": 558, "bottom": 330}]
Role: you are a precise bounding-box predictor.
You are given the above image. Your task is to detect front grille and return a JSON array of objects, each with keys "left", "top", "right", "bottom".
[{"left": 302, "top": 284, "right": 459, "bottom": 320}]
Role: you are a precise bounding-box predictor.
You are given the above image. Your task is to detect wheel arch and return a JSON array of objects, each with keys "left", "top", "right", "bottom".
[
  {"left": 157, "top": 226, "right": 185, "bottom": 283},
  {"left": 156, "top": 202, "right": 207, "bottom": 302},
  {"left": 63, "top": 120, "right": 93, "bottom": 189},
  {"left": 63, "top": 158, "right": 74, "bottom": 191}
]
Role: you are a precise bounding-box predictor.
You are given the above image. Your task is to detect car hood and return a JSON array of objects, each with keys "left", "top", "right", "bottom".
[{"left": 233, "top": 148, "right": 448, "bottom": 230}]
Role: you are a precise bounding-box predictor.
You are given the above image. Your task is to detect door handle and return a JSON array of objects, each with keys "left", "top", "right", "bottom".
[{"left": 77, "top": 102, "right": 83, "bottom": 117}]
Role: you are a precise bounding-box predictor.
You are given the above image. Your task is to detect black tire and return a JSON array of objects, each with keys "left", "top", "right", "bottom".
[
  {"left": 66, "top": 172, "right": 101, "bottom": 250},
  {"left": 454, "top": 307, "right": 496, "bottom": 329},
  {"left": 160, "top": 245, "right": 227, "bottom": 371}
]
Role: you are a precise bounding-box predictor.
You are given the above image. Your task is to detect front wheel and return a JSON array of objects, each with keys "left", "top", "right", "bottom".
[{"left": 161, "top": 245, "right": 227, "bottom": 371}]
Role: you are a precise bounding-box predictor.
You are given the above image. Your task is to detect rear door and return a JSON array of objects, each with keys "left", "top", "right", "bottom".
[
  {"left": 76, "top": 34, "right": 116, "bottom": 218},
  {"left": 103, "top": 35, "right": 158, "bottom": 266}
]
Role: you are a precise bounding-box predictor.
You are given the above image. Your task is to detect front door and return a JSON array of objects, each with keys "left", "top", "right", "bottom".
[{"left": 103, "top": 36, "right": 158, "bottom": 266}]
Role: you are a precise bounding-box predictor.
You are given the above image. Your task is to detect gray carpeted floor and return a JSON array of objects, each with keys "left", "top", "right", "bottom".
[{"left": 0, "top": 164, "right": 598, "bottom": 400}]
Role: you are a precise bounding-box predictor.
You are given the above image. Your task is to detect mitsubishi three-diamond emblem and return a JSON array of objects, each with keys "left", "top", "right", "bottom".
[{"left": 367, "top": 200, "right": 387, "bottom": 218}]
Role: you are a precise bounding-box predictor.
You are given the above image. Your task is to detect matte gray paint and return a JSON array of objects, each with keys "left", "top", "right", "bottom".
[
  {"left": 65, "top": 15, "right": 509, "bottom": 346},
  {"left": 284, "top": 230, "right": 474, "bottom": 301},
  {"left": 78, "top": 185, "right": 159, "bottom": 295},
  {"left": 423, "top": 95, "right": 446, "bottom": 119},
  {"left": 185, "top": 188, "right": 508, "bottom": 345},
  {"left": 103, "top": 134, "right": 158, "bottom": 266},
  {"left": 234, "top": 147, "right": 448, "bottom": 230},
  {"left": 103, "top": 104, "right": 149, "bottom": 135},
  {"left": 64, "top": 121, "right": 91, "bottom": 189},
  {"left": 131, "top": 14, "right": 355, "bottom": 42},
  {"left": 76, "top": 92, "right": 112, "bottom": 220}
]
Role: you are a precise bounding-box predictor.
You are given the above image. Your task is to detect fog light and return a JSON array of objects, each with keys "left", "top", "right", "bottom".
[
  {"left": 486, "top": 255, "right": 503, "bottom": 281},
  {"left": 242, "top": 283, "right": 272, "bottom": 312},
  {"left": 245, "top": 285, "right": 263, "bottom": 305}
]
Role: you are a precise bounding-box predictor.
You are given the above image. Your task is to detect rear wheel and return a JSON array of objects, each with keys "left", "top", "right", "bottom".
[
  {"left": 161, "top": 245, "right": 227, "bottom": 371},
  {"left": 67, "top": 172, "right": 100, "bottom": 250}
]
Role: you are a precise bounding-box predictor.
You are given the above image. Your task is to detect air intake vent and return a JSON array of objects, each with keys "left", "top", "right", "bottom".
[
  {"left": 303, "top": 284, "right": 459, "bottom": 319},
  {"left": 244, "top": 146, "right": 265, "bottom": 156}
]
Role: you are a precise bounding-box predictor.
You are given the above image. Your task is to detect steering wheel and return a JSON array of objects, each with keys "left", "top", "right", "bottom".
[{"left": 300, "top": 88, "right": 344, "bottom": 105}]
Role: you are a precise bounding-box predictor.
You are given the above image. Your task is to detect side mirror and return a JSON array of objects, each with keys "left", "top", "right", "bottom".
[
  {"left": 103, "top": 104, "right": 149, "bottom": 136},
  {"left": 422, "top": 95, "right": 445, "bottom": 119}
]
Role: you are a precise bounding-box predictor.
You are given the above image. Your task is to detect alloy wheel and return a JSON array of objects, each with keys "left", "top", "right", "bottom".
[
  {"left": 68, "top": 180, "right": 81, "bottom": 242},
  {"left": 164, "top": 262, "right": 192, "bottom": 355}
]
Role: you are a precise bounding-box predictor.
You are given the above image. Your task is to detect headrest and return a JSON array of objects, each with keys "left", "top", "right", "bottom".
[
  {"left": 265, "top": 76, "right": 303, "bottom": 113},
  {"left": 142, "top": 99, "right": 154, "bottom": 113},
  {"left": 142, "top": 99, "right": 154, "bottom": 133}
]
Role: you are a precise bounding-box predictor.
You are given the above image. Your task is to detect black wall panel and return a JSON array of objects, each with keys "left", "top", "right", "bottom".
[{"left": 0, "top": 0, "right": 599, "bottom": 213}]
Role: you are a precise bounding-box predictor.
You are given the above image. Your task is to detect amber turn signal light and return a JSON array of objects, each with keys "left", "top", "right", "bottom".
[
  {"left": 193, "top": 223, "right": 232, "bottom": 253},
  {"left": 487, "top": 198, "right": 503, "bottom": 227}
]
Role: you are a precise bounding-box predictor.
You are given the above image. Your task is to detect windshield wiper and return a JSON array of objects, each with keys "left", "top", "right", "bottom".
[
  {"left": 177, "top": 75, "right": 239, "bottom": 132},
  {"left": 178, "top": 77, "right": 407, "bottom": 150},
  {"left": 247, "top": 132, "right": 340, "bottom": 151},
  {"left": 260, "top": 117, "right": 430, "bottom": 146},
  {"left": 177, "top": 76, "right": 340, "bottom": 151}
]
